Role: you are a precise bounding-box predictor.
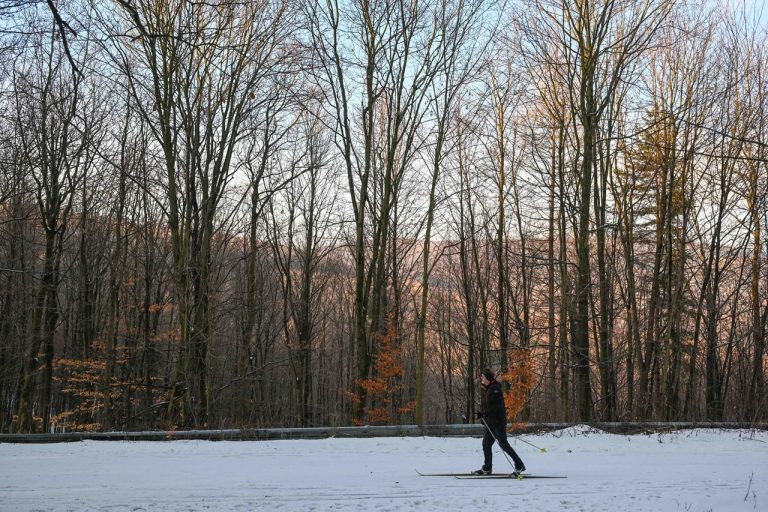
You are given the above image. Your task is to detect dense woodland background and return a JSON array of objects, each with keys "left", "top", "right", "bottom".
[{"left": 0, "top": 0, "right": 766, "bottom": 433}]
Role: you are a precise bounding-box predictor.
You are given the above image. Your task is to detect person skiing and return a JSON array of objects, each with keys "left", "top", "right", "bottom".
[{"left": 473, "top": 368, "right": 526, "bottom": 476}]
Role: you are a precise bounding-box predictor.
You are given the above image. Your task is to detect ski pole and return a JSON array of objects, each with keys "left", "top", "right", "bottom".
[
  {"left": 483, "top": 418, "right": 548, "bottom": 453},
  {"left": 515, "top": 436, "right": 547, "bottom": 453},
  {"left": 480, "top": 417, "right": 516, "bottom": 471}
]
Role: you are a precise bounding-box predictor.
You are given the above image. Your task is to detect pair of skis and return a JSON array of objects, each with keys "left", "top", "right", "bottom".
[{"left": 416, "top": 470, "right": 567, "bottom": 480}]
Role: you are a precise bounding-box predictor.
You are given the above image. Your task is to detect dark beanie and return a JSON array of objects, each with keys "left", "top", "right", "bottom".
[{"left": 482, "top": 368, "right": 495, "bottom": 381}]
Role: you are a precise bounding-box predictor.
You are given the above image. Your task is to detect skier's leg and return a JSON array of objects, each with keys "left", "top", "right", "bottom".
[
  {"left": 495, "top": 427, "right": 525, "bottom": 471},
  {"left": 481, "top": 429, "right": 495, "bottom": 471}
]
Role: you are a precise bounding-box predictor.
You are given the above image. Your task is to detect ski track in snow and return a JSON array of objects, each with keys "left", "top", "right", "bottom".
[{"left": 1, "top": 427, "right": 766, "bottom": 511}]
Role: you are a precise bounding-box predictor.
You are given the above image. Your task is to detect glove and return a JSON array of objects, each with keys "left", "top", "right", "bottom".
[{"left": 475, "top": 412, "right": 484, "bottom": 419}]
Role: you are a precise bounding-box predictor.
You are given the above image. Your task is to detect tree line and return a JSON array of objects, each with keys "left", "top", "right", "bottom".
[{"left": 0, "top": 0, "right": 765, "bottom": 433}]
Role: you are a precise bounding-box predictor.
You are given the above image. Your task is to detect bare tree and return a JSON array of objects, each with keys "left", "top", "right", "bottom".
[
  {"left": 108, "top": 0, "right": 293, "bottom": 427},
  {"left": 268, "top": 111, "right": 341, "bottom": 426},
  {"left": 520, "top": 0, "right": 675, "bottom": 421},
  {"left": 13, "top": 27, "right": 88, "bottom": 432},
  {"left": 414, "top": 0, "right": 492, "bottom": 424},
  {"left": 307, "top": 0, "right": 461, "bottom": 422}
]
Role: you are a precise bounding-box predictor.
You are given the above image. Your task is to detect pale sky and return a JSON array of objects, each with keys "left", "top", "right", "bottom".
[{"left": 732, "top": 0, "right": 767, "bottom": 25}]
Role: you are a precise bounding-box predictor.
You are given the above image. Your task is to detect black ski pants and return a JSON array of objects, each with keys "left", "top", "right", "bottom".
[{"left": 482, "top": 422, "right": 524, "bottom": 471}]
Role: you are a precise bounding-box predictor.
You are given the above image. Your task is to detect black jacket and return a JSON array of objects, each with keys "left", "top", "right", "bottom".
[{"left": 481, "top": 379, "right": 507, "bottom": 427}]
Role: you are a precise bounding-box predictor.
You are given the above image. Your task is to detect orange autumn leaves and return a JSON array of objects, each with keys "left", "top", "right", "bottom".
[
  {"left": 348, "top": 316, "right": 415, "bottom": 425},
  {"left": 502, "top": 347, "right": 534, "bottom": 430}
]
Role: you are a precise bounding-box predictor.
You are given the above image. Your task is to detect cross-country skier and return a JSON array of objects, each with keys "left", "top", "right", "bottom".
[{"left": 473, "top": 368, "right": 526, "bottom": 476}]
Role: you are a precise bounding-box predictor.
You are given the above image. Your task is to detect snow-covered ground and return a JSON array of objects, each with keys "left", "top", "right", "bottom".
[{"left": 1, "top": 426, "right": 766, "bottom": 511}]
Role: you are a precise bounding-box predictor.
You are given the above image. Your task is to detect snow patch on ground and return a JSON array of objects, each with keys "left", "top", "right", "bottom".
[
  {"left": 1, "top": 426, "right": 766, "bottom": 511},
  {"left": 545, "top": 423, "right": 606, "bottom": 436}
]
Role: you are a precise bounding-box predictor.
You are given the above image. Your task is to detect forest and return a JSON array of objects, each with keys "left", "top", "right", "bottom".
[{"left": 0, "top": 0, "right": 765, "bottom": 433}]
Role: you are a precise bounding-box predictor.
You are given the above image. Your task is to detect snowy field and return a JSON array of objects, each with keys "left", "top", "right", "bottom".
[{"left": 1, "top": 426, "right": 766, "bottom": 512}]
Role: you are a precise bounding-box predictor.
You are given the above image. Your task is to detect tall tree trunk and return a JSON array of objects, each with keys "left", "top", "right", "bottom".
[
  {"left": 415, "top": 118, "right": 444, "bottom": 424},
  {"left": 747, "top": 162, "right": 765, "bottom": 420},
  {"left": 573, "top": 106, "right": 595, "bottom": 422},
  {"left": 547, "top": 126, "right": 558, "bottom": 419}
]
